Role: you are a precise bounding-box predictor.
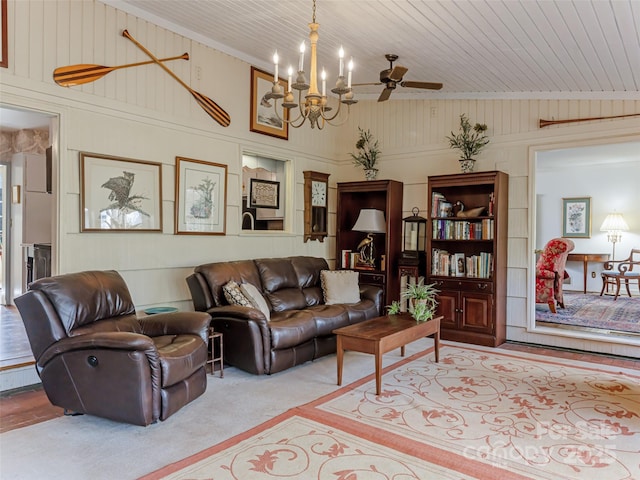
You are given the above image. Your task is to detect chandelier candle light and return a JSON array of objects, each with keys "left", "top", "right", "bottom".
[{"left": 265, "top": 0, "right": 357, "bottom": 129}]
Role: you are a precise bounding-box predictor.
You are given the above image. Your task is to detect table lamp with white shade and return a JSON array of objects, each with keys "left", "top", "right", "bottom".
[{"left": 352, "top": 209, "right": 386, "bottom": 268}]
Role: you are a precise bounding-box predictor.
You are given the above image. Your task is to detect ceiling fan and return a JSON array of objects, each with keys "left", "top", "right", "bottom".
[{"left": 353, "top": 54, "right": 443, "bottom": 102}]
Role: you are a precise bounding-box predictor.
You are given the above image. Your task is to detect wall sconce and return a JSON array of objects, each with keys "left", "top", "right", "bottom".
[
  {"left": 600, "top": 212, "right": 628, "bottom": 260},
  {"left": 352, "top": 209, "right": 386, "bottom": 268}
]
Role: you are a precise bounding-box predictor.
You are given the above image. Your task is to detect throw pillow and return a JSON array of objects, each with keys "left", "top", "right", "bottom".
[
  {"left": 240, "top": 283, "right": 271, "bottom": 320},
  {"left": 321, "top": 270, "right": 360, "bottom": 305},
  {"left": 222, "top": 280, "right": 252, "bottom": 307}
]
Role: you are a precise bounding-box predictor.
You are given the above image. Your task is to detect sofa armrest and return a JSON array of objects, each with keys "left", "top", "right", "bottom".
[
  {"left": 38, "top": 332, "right": 159, "bottom": 369},
  {"left": 536, "top": 268, "right": 556, "bottom": 280},
  {"left": 139, "top": 311, "right": 211, "bottom": 344},
  {"left": 359, "top": 284, "right": 383, "bottom": 314}
]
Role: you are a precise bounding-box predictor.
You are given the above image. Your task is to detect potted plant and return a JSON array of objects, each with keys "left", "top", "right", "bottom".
[
  {"left": 400, "top": 279, "right": 439, "bottom": 322},
  {"left": 446, "top": 114, "right": 489, "bottom": 173},
  {"left": 386, "top": 301, "right": 402, "bottom": 315},
  {"left": 350, "top": 127, "right": 381, "bottom": 180}
]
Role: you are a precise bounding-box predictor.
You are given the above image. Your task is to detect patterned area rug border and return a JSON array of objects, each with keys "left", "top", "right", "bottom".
[{"left": 142, "top": 344, "right": 640, "bottom": 480}]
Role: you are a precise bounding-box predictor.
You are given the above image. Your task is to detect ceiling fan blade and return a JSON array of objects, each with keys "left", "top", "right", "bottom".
[
  {"left": 401, "top": 81, "right": 443, "bottom": 90},
  {"left": 351, "top": 82, "right": 383, "bottom": 87},
  {"left": 378, "top": 87, "right": 393, "bottom": 102},
  {"left": 388, "top": 65, "right": 408, "bottom": 82}
]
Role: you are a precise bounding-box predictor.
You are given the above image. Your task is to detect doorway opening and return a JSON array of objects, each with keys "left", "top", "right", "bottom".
[
  {"left": 0, "top": 104, "right": 57, "bottom": 370},
  {"left": 533, "top": 141, "right": 640, "bottom": 339}
]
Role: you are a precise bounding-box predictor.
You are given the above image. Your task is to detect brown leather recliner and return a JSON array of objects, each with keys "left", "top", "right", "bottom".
[{"left": 15, "top": 270, "right": 210, "bottom": 426}]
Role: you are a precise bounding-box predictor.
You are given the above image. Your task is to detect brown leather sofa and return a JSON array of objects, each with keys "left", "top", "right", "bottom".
[
  {"left": 15, "top": 270, "right": 211, "bottom": 426},
  {"left": 187, "top": 256, "right": 382, "bottom": 375}
]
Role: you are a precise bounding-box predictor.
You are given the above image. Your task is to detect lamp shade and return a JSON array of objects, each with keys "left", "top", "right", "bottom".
[
  {"left": 352, "top": 209, "right": 386, "bottom": 233},
  {"left": 600, "top": 212, "right": 629, "bottom": 232}
]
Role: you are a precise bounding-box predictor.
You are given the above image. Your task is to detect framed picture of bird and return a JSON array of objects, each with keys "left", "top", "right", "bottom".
[
  {"left": 175, "top": 156, "right": 227, "bottom": 235},
  {"left": 80, "top": 152, "right": 162, "bottom": 232},
  {"left": 250, "top": 66, "right": 288, "bottom": 140}
]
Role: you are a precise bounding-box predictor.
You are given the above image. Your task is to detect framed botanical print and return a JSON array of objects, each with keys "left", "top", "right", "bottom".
[
  {"left": 249, "top": 178, "right": 279, "bottom": 209},
  {"left": 175, "top": 156, "right": 227, "bottom": 235},
  {"left": 562, "top": 197, "right": 591, "bottom": 238},
  {"left": 80, "top": 153, "right": 162, "bottom": 232},
  {"left": 250, "top": 66, "right": 289, "bottom": 140}
]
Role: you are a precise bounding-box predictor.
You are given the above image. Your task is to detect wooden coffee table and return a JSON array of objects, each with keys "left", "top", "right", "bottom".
[{"left": 333, "top": 313, "right": 441, "bottom": 395}]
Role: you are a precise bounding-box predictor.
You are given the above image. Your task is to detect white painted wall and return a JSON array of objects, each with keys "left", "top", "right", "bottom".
[{"left": 0, "top": 0, "right": 639, "bottom": 361}]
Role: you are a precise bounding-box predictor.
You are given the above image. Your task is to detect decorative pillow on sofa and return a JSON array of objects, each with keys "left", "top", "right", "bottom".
[
  {"left": 320, "top": 270, "right": 360, "bottom": 305},
  {"left": 240, "top": 283, "right": 271, "bottom": 320},
  {"left": 222, "top": 281, "right": 252, "bottom": 307}
]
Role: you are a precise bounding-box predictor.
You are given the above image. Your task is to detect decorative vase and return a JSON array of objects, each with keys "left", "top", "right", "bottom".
[
  {"left": 459, "top": 158, "right": 476, "bottom": 173},
  {"left": 364, "top": 168, "right": 378, "bottom": 181}
]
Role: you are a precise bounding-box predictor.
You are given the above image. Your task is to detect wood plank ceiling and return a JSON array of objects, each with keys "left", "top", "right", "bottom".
[{"left": 103, "top": 1, "right": 639, "bottom": 100}]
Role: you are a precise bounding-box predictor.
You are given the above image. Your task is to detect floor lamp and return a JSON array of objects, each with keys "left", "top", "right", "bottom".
[{"left": 600, "top": 212, "right": 628, "bottom": 261}]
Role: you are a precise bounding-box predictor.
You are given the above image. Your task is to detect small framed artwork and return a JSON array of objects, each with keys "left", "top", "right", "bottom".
[
  {"left": 80, "top": 153, "right": 162, "bottom": 232},
  {"left": 562, "top": 197, "right": 591, "bottom": 238},
  {"left": 250, "top": 66, "right": 289, "bottom": 140},
  {"left": 249, "top": 178, "right": 279, "bottom": 209},
  {"left": 175, "top": 156, "right": 227, "bottom": 235},
  {"left": 0, "top": 0, "right": 7, "bottom": 68}
]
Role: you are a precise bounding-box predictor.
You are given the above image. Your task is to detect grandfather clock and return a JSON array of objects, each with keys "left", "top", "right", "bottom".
[{"left": 303, "top": 171, "right": 330, "bottom": 242}]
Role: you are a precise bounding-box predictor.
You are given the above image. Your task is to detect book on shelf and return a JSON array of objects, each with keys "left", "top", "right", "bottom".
[{"left": 431, "top": 192, "right": 446, "bottom": 217}]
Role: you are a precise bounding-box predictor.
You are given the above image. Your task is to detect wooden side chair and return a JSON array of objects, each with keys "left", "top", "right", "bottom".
[{"left": 600, "top": 249, "right": 640, "bottom": 300}]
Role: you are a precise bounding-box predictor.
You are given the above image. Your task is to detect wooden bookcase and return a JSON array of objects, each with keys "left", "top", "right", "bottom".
[
  {"left": 427, "top": 171, "right": 508, "bottom": 347},
  {"left": 336, "top": 180, "right": 404, "bottom": 306}
]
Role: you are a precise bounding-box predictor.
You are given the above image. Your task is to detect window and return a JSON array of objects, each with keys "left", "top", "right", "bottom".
[{"left": 241, "top": 153, "right": 290, "bottom": 232}]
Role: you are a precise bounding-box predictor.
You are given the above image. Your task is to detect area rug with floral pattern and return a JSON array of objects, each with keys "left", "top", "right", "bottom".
[
  {"left": 536, "top": 292, "right": 640, "bottom": 334},
  {"left": 142, "top": 344, "right": 640, "bottom": 480}
]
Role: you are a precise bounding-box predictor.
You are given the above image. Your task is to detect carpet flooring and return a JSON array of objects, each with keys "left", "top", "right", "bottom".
[
  {"left": 536, "top": 292, "right": 640, "bottom": 334},
  {"left": 143, "top": 344, "right": 640, "bottom": 480}
]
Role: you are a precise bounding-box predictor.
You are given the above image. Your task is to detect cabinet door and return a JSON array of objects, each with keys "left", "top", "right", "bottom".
[
  {"left": 435, "top": 290, "right": 458, "bottom": 329},
  {"left": 460, "top": 292, "right": 493, "bottom": 334}
]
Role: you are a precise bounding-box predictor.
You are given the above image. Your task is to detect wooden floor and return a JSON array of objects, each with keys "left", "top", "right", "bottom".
[{"left": 0, "top": 342, "right": 638, "bottom": 434}]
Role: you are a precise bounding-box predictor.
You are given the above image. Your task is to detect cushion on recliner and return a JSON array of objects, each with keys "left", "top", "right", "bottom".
[
  {"left": 28, "top": 270, "right": 136, "bottom": 332},
  {"left": 153, "top": 335, "right": 208, "bottom": 388}
]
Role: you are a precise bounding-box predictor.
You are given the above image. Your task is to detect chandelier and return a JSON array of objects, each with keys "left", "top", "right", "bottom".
[{"left": 265, "top": 0, "right": 357, "bottom": 130}]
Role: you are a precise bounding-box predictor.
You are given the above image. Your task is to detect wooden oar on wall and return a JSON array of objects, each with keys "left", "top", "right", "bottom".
[
  {"left": 54, "top": 54, "right": 189, "bottom": 87},
  {"left": 122, "top": 30, "right": 231, "bottom": 128}
]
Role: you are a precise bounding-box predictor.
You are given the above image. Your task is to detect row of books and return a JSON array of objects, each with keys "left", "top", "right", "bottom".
[
  {"left": 431, "top": 249, "right": 493, "bottom": 278},
  {"left": 340, "top": 250, "right": 361, "bottom": 269},
  {"left": 432, "top": 218, "right": 494, "bottom": 240}
]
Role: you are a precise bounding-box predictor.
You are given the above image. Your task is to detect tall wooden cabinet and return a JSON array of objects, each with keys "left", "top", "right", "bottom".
[
  {"left": 427, "top": 171, "right": 508, "bottom": 347},
  {"left": 336, "top": 180, "right": 403, "bottom": 306}
]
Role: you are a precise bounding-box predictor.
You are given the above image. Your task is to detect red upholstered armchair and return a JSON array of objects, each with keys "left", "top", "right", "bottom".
[{"left": 535, "top": 238, "right": 575, "bottom": 313}]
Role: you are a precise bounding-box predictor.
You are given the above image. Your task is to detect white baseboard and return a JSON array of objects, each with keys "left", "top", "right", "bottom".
[{"left": 0, "top": 365, "right": 41, "bottom": 392}]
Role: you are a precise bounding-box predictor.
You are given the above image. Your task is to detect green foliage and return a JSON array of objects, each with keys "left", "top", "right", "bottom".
[
  {"left": 411, "top": 301, "right": 436, "bottom": 322},
  {"left": 446, "top": 114, "right": 490, "bottom": 160},
  {"left": 386, "top": 301, "right": 401, "bottom": 315},
  {"left": 400, "top": 278, "right": 439, "bottom": 322},
  {"left": 350, "top": 127, "right": 380, "bottom": 170}
]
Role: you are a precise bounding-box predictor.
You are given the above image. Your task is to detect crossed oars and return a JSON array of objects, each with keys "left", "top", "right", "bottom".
[
  {"left": 123, "top": 29, "right": 231, "bottom": 128},
  {"left": 53, "top": 53, "right": 189, "bottom": 87}
]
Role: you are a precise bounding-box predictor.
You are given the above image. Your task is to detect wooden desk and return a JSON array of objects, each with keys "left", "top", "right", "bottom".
[{"left": 566, "top": 253, "right": 610, "bottom": 294}]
